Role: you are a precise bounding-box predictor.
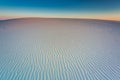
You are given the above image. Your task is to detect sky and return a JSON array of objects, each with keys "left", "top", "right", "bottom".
[{"left": 0, "top": 0, "right": 120, "bottom": 20}]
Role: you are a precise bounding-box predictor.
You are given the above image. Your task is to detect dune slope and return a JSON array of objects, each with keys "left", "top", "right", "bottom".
[{"left": 0, "top": 18, "right": 120, "bottom": 80}]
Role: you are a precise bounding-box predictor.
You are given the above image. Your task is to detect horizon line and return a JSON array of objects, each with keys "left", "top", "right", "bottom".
[{"left": 0, "top": 17, "right": 120, "bottom": 22}]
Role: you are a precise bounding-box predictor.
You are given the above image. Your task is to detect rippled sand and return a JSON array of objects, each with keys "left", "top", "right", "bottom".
[{"left": 0, "top": 18, "right": 120, "bottom": 80}]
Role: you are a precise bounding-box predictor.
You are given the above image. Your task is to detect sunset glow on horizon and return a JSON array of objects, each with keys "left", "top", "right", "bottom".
[{"left": 0, "top": 9, "right": 120, "bottom": 21}]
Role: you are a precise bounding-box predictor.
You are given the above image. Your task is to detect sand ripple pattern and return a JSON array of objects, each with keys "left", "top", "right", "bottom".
[{"left": 0, "top": 19, "right": 120, "bottom": 80}]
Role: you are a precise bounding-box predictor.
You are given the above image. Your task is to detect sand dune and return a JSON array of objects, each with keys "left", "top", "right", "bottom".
[{"left": 0, "top": 18, "right": 120, "bottom": 80}]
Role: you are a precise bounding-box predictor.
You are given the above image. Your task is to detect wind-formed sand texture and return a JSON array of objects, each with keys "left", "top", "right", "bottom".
[{"left": 0, "top": 18, "right": 120, "bottom": 80}]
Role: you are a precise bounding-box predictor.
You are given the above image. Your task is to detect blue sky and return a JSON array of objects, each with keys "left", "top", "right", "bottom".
[
  {"left": 0, "top": 0, "right": 120, "bottom": 11},
  {"left": 0, "top": 0, "right": 120, "bottom": 20}
]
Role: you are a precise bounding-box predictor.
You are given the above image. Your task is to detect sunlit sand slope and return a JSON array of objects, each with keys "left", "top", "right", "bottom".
[{"left": 0, "top": 18, "right": 120, "bottom": 80}]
